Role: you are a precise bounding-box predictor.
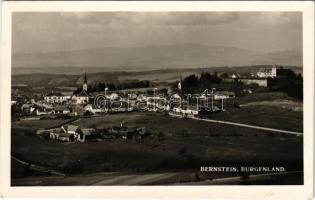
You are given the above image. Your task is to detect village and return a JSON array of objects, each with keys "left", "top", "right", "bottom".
[
  {"left": 11, "top": 65, "right": 301, "bottom": 144},
  {"left": 8, "top": 10, "right": 306, "bottom": 187}
]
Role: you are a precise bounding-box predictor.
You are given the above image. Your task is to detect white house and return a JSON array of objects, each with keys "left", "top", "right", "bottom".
[
  {"left": 108, "top": 93, "right": 120, "bottom": 100},
  {"left": 84, "top": 104, "right": 105, "bottom": 114},
  {"left": 66, "top": 125, "right": 79, "bottom": 135},
  {"left": 257, "top": 66, "right": 277, "bottom": 78},
  {"left": 49, "top": 125, "right": 97, "bottom": 142},
  {"left": 214, "top": 91, "right": 236, "bottom": 100},
  {"left": 72, "top": 91, "right": 90, "bottom": 104},
  {"left": 181, "top": 109, "right": 198, "bottom": 116},
  {"left": 44, "top": 92, "right": 71, "bottom": 104},
  {"left": 54, "top": 106, "right": 71, "bottom": 114}
]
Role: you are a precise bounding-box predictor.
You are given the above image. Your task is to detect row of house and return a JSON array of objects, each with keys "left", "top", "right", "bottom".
[
  {"left": 44, "top": 91, "right": 89, "bottom": 105},
  {"left": 23, "top": 89, "right": 235, "bottom": 116},
  {"left": 44, "top": 74, "right": 90, "bottom": 105},
  {"left": 224, "top": 66, "right": 277, "bottom": 88},
  {"left": 37, "top": 123, "right": 148, "bottom": 143},
  {"left": 34, "top": 72, "right": 237, "bottom": 117},
  {"left": 21, "top": 103, "right": 71, "bottom": 116},
  {"left": 36, "top": 125, "right": 98, "bottom": 142}
]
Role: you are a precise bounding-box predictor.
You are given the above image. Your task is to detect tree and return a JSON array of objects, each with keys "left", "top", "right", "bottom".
[
  {"left": 220, "top": 73, "right": 229, "bottom": 79},
  {"left": 182, "top": 74, "right": 199, "bottom": 93},
  {"left": 181, "top": 72, "right": 222, "bottom": 93},
  {"left": 267, "top": 69, "right": 303, "bottom": 100}
]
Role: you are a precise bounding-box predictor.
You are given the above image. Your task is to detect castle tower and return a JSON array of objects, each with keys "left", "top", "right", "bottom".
[
  {"left": 83, "top": 73, "right": 88, "bottom": 92},
  {"left": 271, "top": 65, "right": 277, "bottom": 77}
]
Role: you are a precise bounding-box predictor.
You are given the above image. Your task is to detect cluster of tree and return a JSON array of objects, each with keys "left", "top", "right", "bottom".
[
  {"left": 74, "top": 80, "right": 150, "bottom": 94},
  {"left": 11, "top": 103, "right": 23, "bottom": 119},
  {"left": 267, "top": 68, "right": 303, "bottom": 99},
  {"left": 181, "top": 72, "right": 222, "bottom": 93}
]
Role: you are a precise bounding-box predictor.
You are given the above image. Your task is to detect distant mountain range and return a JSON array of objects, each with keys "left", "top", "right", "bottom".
[{"left": 12, "top": 44, "right": 302, "bottom": 74}]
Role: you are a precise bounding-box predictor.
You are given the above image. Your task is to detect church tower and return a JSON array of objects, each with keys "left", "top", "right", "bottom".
[
  {"left": 178, "top": 74, "right": 182, "bottom": 91},
  {"left": 83, "top": 73, "right": 88, "bottom": 92}
]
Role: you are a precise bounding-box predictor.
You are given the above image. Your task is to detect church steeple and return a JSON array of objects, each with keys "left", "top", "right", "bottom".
[
  {"left": 178, "top": 74, "right": 182, "bottom": 91},
  {"left": 83, "top": 73, "right": 88, "bottom": 92}
]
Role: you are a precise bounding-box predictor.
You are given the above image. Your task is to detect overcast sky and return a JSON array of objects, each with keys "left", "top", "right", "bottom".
[{"left": 12, "top": 12, "right": 302, "bottom": 54}]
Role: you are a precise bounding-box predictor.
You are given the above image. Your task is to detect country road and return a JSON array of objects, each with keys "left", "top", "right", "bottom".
[{"left": 169, "top": 113, "right": 303, "bottom": 136}]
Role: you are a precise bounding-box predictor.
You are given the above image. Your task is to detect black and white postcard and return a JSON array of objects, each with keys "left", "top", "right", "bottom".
[{"left": 0, "top": 1, "right": 314, "bottom": 199}]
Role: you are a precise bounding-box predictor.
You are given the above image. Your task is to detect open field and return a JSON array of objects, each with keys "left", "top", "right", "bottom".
[
  {"left": 234, "top": 92, "right": 301, "bottom": 104},
  {"left": 207, "top": 106, "right": 302, "bottom": 132},
  {"left": 12, "top": 119, "right": 73, "bottom": 130},
  {"left": 11, "top": 92, "right": 303, "bottom": 185},
  {"left": 12, "top": 109, "right": 303, "bottom": 185},
  {"left": 241, "top": 100, "right": 302, "bottom": 112},
  {"left": 206, "top": 92, "right": 303, "bottom": 132}
]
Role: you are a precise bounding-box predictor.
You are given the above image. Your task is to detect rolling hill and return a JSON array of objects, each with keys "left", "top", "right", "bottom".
[
  {"left": 12, "top": 44, "right": 302, "bottom": 74},
  {"left": 12, "top": 66, "right": 302, "bottom": 87}
]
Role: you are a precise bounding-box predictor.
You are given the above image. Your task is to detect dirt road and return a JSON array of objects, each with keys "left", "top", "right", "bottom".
[{"left": 169, "top": 113, "right": 302, "bottom": 135}]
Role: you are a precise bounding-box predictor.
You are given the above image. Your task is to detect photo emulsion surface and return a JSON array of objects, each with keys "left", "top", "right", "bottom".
[{"left": 11, "top": 12, "right": 304, "bottom": 186}]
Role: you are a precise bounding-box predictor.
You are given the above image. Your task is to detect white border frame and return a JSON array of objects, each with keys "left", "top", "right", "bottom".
[{"left": 1, "top": 1, "right": 314, "bottom": 198}]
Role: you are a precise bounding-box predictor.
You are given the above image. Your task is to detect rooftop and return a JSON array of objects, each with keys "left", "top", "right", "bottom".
[
  {"left": 46, "top": 92, "right": 64, "bottom": 97},
  {"left": 52, "top": 128, "right": 63, "bottom": 133},
  {"left": 257, "top": 68, "right": 274, "bottom": 73},
  {"left": 75, "top": 90, "right": 90, "bottom": 97},
  {"left": 67, "top": 125, "right": 79, "bottom": 132},
  {"left": 81, "top": 128, "right": 96, "bottom": 135}
]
